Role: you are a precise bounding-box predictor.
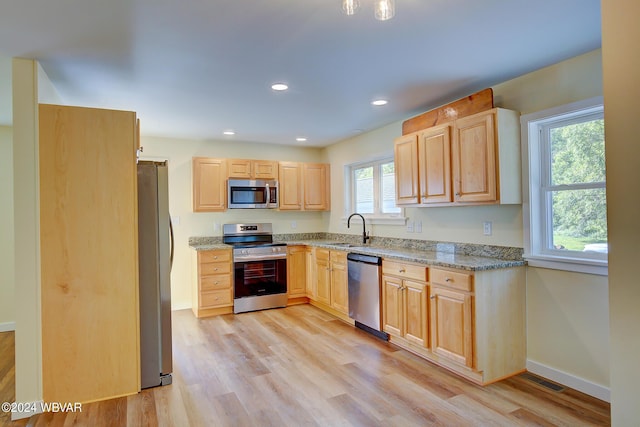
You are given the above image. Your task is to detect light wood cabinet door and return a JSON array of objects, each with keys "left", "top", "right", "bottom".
[
  {"left": 278, "top": 161, "right": 302, "bottom": 210},
  {"left": 287, "top": 246, "right": 307, "bottom": 297},
  {"left": 330, "top": 252, "right": 348, "bottom": 314},
  {"left": 382, "top": 275, "right": 403, "bottom": 337},
  {"left": 418, "top": 124, "right": 452, "bottom": 204},
  {"left": 227, "top": 159, "right": 278, "bottom": 179},
  {"left": 253, "top": 160, "right": 278, "bottom": 179},
  {"left": 404, "top": 280, "right": 428, "bottom": 347},
  {"left": 303, "top": 163, "right": 330, "bottom": 211},
  {"left": 394, "top": 134, "right": 420, "bottom": 205},
  {"left": 315, "top": 250, "right": 331, "bottom": 305},
  {"left": 306, "top": 247, "right": 316, "bottom": 299},
  {"left": 193, "top": 157, "right": 227, "bottom": 212},
  {"left": 430, "top": 285, "right": 473, "bottom": 368},
  {"left": 452, "top": 110, "right": 497, "bottom": 203},
  {"left": 39, "top": 104, "right": 139, "bottom": 403}
]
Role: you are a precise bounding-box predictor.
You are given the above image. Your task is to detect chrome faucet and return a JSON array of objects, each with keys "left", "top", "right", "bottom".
[{"left": 347, "top": 213, "right": 370, "bottom": 245}]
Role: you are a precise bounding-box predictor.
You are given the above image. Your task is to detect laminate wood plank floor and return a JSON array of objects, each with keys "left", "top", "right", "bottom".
[{"left": 1, "top": 305, "right": 610, "bottom": 426}]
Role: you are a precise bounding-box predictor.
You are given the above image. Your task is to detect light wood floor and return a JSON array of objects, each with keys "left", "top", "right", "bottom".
[{"left": 2, "top": 305, "right": 610, "bottom": 426}]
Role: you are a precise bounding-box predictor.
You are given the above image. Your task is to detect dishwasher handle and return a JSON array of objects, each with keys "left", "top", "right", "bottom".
[{"left": 347, "top": 253, "right": 381, "bottom": 265}]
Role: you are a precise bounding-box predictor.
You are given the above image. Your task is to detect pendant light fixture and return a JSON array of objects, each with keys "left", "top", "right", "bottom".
[
  {"left": 342, "top": 0, "right": 395, "bottom": 20},
  {"left": 374, "top": 0, "right": 395, "bottom": 21}
]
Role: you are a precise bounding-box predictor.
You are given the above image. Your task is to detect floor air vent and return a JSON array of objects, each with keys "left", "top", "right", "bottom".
[{"left": 521, "top": 373, "right": 566, "bottom": 392}]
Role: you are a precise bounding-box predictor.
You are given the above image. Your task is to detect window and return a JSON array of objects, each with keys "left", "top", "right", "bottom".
[
  {"left": 345, "top": 157, "right": 405, "bottom": 224},
  {"left": 522, "top": 97, "right": 607, "bottom": 275}
]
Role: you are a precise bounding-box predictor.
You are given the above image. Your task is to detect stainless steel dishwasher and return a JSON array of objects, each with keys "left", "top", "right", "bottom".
[{"left": 347, "top": 253, "right": 389, "bottom": 341}]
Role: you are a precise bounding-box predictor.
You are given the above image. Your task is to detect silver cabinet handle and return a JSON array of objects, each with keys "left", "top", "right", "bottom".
[
  {"left": 445, "top": 277, "right": 452, "bottom": 282},
  {"left": 399, "top": 268, "right": 406, "bottom": 273},
  {"left": 430, "top": 295, "right": 435, "bottom": 299}
]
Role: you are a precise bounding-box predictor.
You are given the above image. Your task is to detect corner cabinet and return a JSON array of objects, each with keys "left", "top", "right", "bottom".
[
  {"left": 287, "top": 245, "right": 309, "bottom": 304},
  {"left": 192, "top": 157, "right": 227, "bottom": 212},
  {"left": 278, "top": 162, "right": 330, "bottom": 211},
  {"left": 394, "top": 108, "right": 521, "bottom": 207}
]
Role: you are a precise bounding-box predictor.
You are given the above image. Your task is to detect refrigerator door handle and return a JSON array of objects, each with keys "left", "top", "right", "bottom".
[{"left": 169, "top": 217, "right": 174, "bottom": 271}]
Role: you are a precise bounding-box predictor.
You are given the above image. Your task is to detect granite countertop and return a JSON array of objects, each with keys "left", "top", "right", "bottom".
[{"left": 188, "top": 236, "right": 525, "bottom": 272}]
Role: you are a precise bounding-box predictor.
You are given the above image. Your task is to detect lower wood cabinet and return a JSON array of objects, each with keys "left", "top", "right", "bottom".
[
  {"left": 382, "top": 261, "right": 526, "bottom": 385},
  {"left": 192, "top": 248, "right": 233, "bottom": 317},
  {"left": 309, "top": 248, "right": 350, "bottom": 321},
  {"left": 287, "top": 245, "right": 309, "bottom": 304},
  {"left": 382, "top": 260, "right": 428, "bottom": 348}
]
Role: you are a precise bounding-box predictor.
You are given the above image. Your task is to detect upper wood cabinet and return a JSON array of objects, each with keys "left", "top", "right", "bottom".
[
  {"left": 303, "top": 163, "right": 330, "bottom": 210},
  {"left": 394, "top": 108, "right": 521, "bottom": 207},
  {"left": 279, "top": 161, "right": 303, "bottom": 210},
  {"left": 279, "top": 161, "right": 330, "bottom": 211},
  {"left": 227, "top": 159, "right": 278, "bottom": 180},
  {"left": 192, "top": 157, "right": 227, "bottom": 212}
]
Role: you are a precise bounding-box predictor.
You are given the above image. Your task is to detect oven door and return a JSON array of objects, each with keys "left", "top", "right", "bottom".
[{"left": 234, "top": 257, "right": 287, "bottom": 299}]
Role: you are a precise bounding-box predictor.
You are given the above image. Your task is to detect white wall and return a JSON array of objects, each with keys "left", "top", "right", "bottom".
[
  {"left": 140, "top": 136, "right": 329, "bottom": 310},
  {"left": 325, "top": 49, "right": 609, "bottom": 400},
  {"left": 602, "top": 0, "right": 640, "bottom": 423},
  {"left": 0, "top": 126, "right": 14, "bottom": 330}
]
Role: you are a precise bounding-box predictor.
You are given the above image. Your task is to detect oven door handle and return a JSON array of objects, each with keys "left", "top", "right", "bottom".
[{"left": 234, "top": 254, "right": 287, "bottom": 262}]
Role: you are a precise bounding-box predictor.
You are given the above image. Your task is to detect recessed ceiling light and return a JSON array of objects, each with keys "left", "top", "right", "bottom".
[
  {"left": 271, "top": 83, "right": 289, "bottom": 91},
  {"left": 296, "top": 137, "right": 307, "bottom": 142},
  {"left": 223, "top": 130, "right": 235, "bottom": 135},
  {"left": 371, "top": 99, "right": 388, "bottom": 106}
]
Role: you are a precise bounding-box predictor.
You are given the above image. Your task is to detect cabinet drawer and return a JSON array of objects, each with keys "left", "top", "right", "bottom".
[
  {"left": 200, "top": 262, "right": 232, "bottom": 276},
  {"left": 430, "top": 268, "right": 472, "bottom": 292},
  {"left": 200, "top": 289, "right": 232, "bottom": 308},
  {"left": 330, "top": 250, "right": 347, "bottom": 264},
  {"left": 315, "top": 248, "right": 330, "bottom": 261},
  {"left": 382, "top": 260, "right": 427, "bottom": 282},
  {"left": 200, "top": 274, "right": 232, "bottom": 291},
  {"left": 199, "top": 250, "right": 231, "bottom": 263}
]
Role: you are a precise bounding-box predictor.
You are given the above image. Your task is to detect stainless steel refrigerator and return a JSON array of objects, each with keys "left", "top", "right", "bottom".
[{"left": 137, "top": 160, "right": 173, "bottom": 389}]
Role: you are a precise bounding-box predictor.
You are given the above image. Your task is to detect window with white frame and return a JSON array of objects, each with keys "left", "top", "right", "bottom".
[
  {"left": 345, "top": 157, "right": 405, "bottom": 224},
  {"left": 522, "top": 97, "right": 607, "bottom": 275}
]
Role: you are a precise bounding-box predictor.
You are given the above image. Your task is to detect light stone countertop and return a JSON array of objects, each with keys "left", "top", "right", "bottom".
[{"left": 188, "top": 237, "right": 525, "bottom": 272}]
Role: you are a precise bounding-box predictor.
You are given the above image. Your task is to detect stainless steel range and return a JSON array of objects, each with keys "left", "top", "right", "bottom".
[{"left": 223, "top": 223, "right": 288, "bottom": 314}]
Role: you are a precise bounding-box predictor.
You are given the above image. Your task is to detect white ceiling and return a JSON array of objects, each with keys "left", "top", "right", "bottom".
[{"left": 0, "top": 0, "right": 601, "bottom": 146}]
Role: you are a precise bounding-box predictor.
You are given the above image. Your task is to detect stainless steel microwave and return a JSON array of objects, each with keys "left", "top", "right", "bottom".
[{"left": 228, "top": 179, "right": 278, "bottom": 209}]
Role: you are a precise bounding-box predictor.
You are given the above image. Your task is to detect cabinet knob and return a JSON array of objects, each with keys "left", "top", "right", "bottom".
[
  {"left": 445, "top": 277, "right": 452, "bottom": 282},
  {"left": 399, "top": 269, "right": 406, "bottom": 273},
  {"left": 455, "top": 192, "right": 461, "bottom": 197},
  {"left": 213, "top": 256, "right": 218, "bottom": 260},
  {"left": 430, "top": 295, "right": 435, "bottom": 299},
  {"left": 214, "top": 268, "right": 219, "bottom": 271}
]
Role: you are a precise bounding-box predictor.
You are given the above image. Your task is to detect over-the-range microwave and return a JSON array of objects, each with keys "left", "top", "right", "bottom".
[{"left": 228, "top": 179, "right": 279, "bottom": 209}]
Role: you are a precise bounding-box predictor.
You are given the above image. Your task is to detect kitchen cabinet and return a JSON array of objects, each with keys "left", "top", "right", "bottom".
[
  {"left": 382, "top": 260, "right": 428, "bottom": 348},
  {"left": 394, "top": 108, "right": 520, "bottom": 206},
  {"left": 227, "top": 159, "right": 278, "bottom": 180},
  {"left": 303, "top": 163, "right": 331, "bottom": 210},
  {"left": 311, "top": 248, "right": 350, "bottom": 319},
  {"left": 429, "top": 268, "right": 473, "bottom": 367},
  {"left": 39, "top": 104, "right": 139, "bottom": 403},
  {"left": 192, "top": 249, "right": 233, "bottom": 317},
  {"left": 287, "top": 245, "right": 308, "bottom": 302},
  {"left": 192, "top": 157, "right": 227, "bottom": 212},
  {"left": 278, "top": 161, "right": 331, "bottom": 211}
]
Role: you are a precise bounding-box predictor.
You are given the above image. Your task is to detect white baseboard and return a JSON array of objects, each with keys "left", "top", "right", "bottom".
[
  {"left": 526, "top": 359, "right": 610, "bottom": 402},
  {"left": 11, "top": 400, "right": 44, "bottom": 421},
  {"left": 0, "top": 321, "right": 15, "bottom": 332}
]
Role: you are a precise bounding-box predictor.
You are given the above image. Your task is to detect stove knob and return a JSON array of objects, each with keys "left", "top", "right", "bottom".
[{"left": 272, "top": 247, "right": 277, "bottom": 253}]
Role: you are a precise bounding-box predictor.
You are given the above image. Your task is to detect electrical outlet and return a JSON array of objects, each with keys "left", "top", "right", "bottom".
[
  {"left": 170, "top": 216, "right": 180, "bottom": 226},
  {"left": 407, "top": 221, "right": 414, "bottom": 233},
  {"left": 415, "top": 220, "right": 422, "bottom": 233},
  {"left": 291, "top": 220, "right": 297, "bottom": 229},
  {"left": 483, "top": 221, "right": 492, "bottom": 236},
  {"left": 213, "top": 223, "right": 220, "bottom": 232}
]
